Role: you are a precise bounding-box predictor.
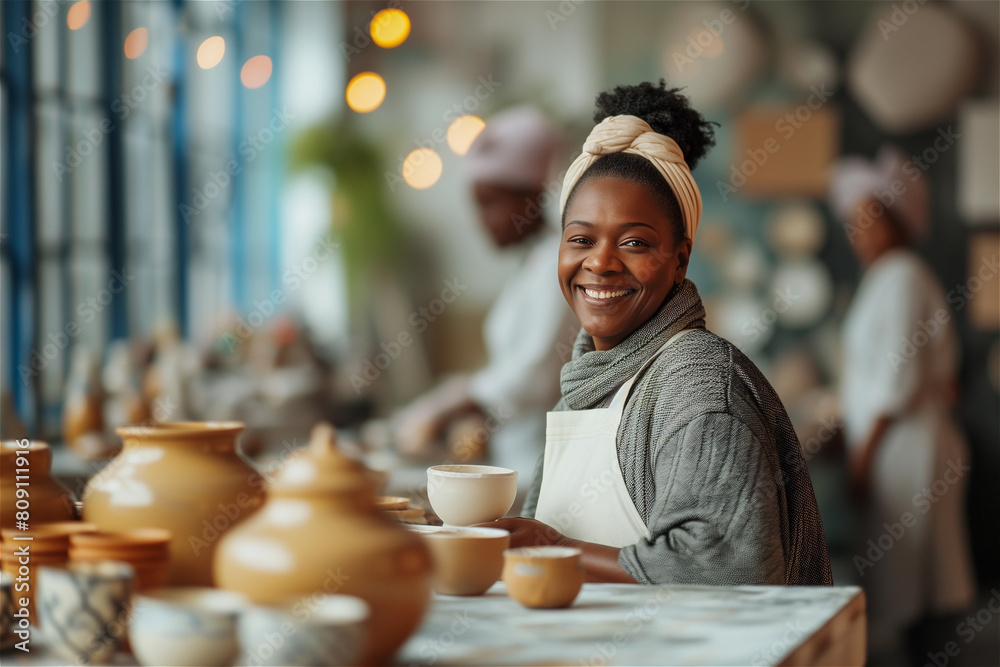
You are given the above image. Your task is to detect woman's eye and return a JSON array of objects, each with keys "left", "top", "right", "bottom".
[
  {"left": 622, "top": 239, "right": 650, "bottom": 248},
  {"left": 567, "top": 237, "right": 592, "bottom": 245}
]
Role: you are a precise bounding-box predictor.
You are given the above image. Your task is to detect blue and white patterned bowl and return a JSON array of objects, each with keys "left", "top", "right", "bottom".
[
  {"left": 237, "top": 594, "right": 369, "bottom": 666},
  {"left": 37, "top": 561, "right": 134, "bottom": 665},
  {"left": 131, "top": 587, "right": 247, "bottom": 666}
]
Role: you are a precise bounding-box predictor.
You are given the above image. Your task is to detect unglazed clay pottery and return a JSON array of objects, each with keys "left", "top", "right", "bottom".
[
  {"left": 130, "top": 588, "right": 246, "bottom": 666},
  {"left": 426, "top": 465, "right": 517, "bottom": 526},
  {"left": 215, "top": 423, "right": 432, "bottom": 665},
  {"left": 0, "top": 571, "right": 14, "bottom": 650},
  {"left": 69, "top": 530, "right": 172, "bottom": 590},
  {"left": 37, "top": 561, "right": 134, "bottom": 664},
  {"left": 82, "top": 422, "right": 265, "bottom": 586},
  {"left": 413, "top": 526, "right": 510, "bottom": 596},
  {"left": 502, "top": 546, "right": 584, "bottom": 609},
  {"left": 238, "top": 595, "right": 369, "bottom": 667},
  {"left": 63, "top": 348, "right": 105, "bottom": 457},
  {"left": 0, "top": 440, "right": 77, "bottom": 529}
]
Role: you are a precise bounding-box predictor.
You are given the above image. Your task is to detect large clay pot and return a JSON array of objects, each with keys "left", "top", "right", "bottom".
[
  {"left": 0, "top": 441, "right": 77, "bottom": 529},
  {"left": 82, "top": 422, "right": 264, "bottom": 586},
  {"left": 214, "top": 423, "right": 432, "bottom": 666}
]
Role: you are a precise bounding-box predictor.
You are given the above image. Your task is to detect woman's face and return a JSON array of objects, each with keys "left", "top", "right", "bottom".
[{"left": 558, "top": 177, "right": 691, "bottom": 351}]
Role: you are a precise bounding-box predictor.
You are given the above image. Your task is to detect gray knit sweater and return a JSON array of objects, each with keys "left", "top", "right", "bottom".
[{"left": 523, "top": 280, "right": 833, "bottom": 586}]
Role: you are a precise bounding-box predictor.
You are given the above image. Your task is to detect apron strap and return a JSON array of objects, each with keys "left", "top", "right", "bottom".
[{"left": 607, "top": 328, "right": 695, "bottom": 415}]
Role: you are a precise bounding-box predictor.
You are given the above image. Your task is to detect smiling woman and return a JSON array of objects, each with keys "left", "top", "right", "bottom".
[{"left": 486, "top": 81, "right": 833, "bottom": 587}]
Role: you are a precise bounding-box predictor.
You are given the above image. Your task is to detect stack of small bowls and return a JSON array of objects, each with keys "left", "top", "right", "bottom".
[
  {"left": 69, "top": 529, "right": 171, "bottom": 591},
  {"left": 0, "top": 522, "right": 96, "bottom": 620}
]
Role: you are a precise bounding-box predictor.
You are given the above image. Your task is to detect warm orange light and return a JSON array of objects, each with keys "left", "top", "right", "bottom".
[
  {"left": 402, "top": 148, "right": 443, "bottom": 190},
  {"left": 67, "top": 1, "right": 91, "bottom": 31},
  {"left": 447, "top": 115, "right": 486, "bottom": 156},
  {"left": 345, "top": 72, "right": 386, "bottom": 114},
  {"left": 370, "top": 9, "right": 410, "bottom": 48},
  {"left": 197, "top": 36, "right": 226, "bottom": 70},
  {"left": 688, "top": 27, "right": 724, "bottom": 59},
  {"left": 240, "top": 55, "right": 273, "bottom": 89},
  {"left": 124, "top": 28, "right": 149, "bottom": 60}
]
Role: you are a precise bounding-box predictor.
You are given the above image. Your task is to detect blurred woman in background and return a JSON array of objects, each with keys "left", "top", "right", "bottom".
[
  {"left": 395, "top": 107, "right": 576, "bottom": 479},
  {"left": 832, "top": 147, "right": 976, "bottom": 664}
]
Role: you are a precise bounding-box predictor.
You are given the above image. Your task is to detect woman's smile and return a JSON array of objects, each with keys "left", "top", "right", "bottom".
[{"left": 559, "top": 177, "right": 690, "bottom": 351}]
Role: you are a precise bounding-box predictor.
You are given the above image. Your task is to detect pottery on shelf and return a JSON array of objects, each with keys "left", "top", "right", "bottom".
[
  {"left": 81, "top": 422, "right": 265, "bottom": 586},
  {"left": 412, "top": 526, "right": 510, "bottom": 596},
  {"left": 130, "top": 588, "right": 247, "bottom": 667},
  {"left": 69, "top": 529, "right": 172, "bottom": 591},
  {"left": 426, "top": 465, "right": 517, "bottom": 526},
  {"left": 63, "top": 348, "right": 106, "bottom": 458},
  {"left": 0, "top": 441, "right": 77, "bottom": 529},
  {"left": 214, "top": 423, "right": 432, "bottom": 666},
  {"left": 502, "top": 546, "right": 585, "bottom": 609},
  {"left": 37, "top": 561, "right": 134, "bottom": 664},
  {"left": 238, "top": 595, "right": 369, "bottom": 667}
]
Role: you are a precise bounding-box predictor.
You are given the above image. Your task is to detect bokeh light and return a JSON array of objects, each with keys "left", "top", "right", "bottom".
[
  {"left": 446, "top": 115, "right": 486, "bottom": 156},
  {"left": 197, "top": 36, "right": 226, "bottom": 70},
  {"left": 67, "top": 1, "right": 91, "bottom": 30},
  {"left": 345, "top": 72, "right": 387, "bottom": 113},
  {"left": 402, "top": 148, "right": 443, "bottom": 190},
  {"left": 124, "top": 28, "right": 149, "bottom": 60},
  {"left": 241, "top": 55, "right": 273, "bottom": 89},
  {"left": 370, "top": 9, "right": 411, "bottom": 48}
]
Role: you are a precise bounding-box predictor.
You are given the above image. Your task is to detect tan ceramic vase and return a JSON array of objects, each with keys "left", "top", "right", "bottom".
[
  {"left": 0, "top": 441, "right": 77, "bottom": 529},
  {"left": 214, "top": 423, "right": 433, "bottom": 666},
  {"left": 81, "top": 422, "right": 264, "bottom": 586}
]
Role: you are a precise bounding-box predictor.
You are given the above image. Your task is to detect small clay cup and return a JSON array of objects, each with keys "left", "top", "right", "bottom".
[
  {"left": 502, "top": 546, "right": 584, "bottom": 609},
  {"left": 413, "top": 526, "right": 510, "bottom": 596}
]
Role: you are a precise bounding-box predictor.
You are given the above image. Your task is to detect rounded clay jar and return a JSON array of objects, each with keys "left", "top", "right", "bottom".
[
  {"left": 214, "top": 423, "right": 432, "bottom": 666},
  {"left": 81, "top": 422, "right": 264, "bottom": 586},
  {"left": 1, "top": 440, "right": 76, "bottom": 529}
]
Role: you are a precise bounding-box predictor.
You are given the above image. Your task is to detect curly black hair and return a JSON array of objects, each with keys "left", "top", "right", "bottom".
[{"left": 563, "top": 80, "right": 718, "bottom": 241}]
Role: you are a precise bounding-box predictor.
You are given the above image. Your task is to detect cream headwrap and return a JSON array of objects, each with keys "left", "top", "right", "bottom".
[{"left": 559, "top": 115, "right": 704, "bottom": 242}]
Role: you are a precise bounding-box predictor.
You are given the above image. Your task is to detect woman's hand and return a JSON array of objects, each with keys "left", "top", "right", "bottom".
[
  {"left": 480, "top": 518, "right": 571, "bottom": 549},
  {"left": 480, "top": 518, "right": 638, "bottom": 583}
]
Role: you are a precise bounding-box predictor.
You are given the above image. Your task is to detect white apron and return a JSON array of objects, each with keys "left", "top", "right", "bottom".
[{"left": 535, "top": 330, "right": 692, "bottom": 547}]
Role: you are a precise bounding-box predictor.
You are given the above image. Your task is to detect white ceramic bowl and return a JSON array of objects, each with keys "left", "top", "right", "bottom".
[
  {"left": 426, "top": 465, "right": 518, "bottom": 526},
  {"left": 130, "top": 587, "right": 247, "bottom": 666},
  {"left": 238, "top": 594, "right": 369, "bottom": 666}
]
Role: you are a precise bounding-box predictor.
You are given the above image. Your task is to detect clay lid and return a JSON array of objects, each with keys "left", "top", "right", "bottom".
[{"left": 269, "top": 423, "right": 376, "bottom": 498}]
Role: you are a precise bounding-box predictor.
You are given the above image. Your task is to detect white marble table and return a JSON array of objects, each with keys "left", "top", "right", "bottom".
[{"left": 399, "top": 582, "right": 866, "bottom": 666}]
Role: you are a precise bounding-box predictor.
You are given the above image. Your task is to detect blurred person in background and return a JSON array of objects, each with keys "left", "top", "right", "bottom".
[
  {"left": 832, "top": 146, "right": 976, "bottom": 664},
  {"left": 395, "top": 106, "right": 577, "bottom": 479}
]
